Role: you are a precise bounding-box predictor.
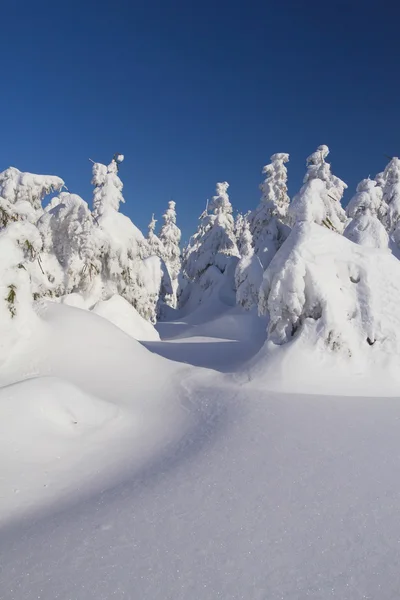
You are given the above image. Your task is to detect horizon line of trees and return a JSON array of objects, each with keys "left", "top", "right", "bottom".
[{"left": 1, "top": 145, "right": 399, "bottom": 337}]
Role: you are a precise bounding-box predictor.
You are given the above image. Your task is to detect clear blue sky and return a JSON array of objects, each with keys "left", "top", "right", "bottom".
[{"left": 1, "top": 0, "right": 399, "bottom": 241}]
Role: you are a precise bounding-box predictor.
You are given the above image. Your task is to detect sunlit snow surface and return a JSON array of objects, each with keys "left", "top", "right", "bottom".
[{"left": 1, "top": 300, "right": 400, "bottom": 599}]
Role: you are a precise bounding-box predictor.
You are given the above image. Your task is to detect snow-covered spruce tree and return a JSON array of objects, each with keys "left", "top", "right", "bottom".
[
  {"left": 90, "top": 155, "right": 161, "bottom": 323},
  {"left": 143, "top": 214, "right": 174, "bottom": 318},
  {"left": 38, "top": 192, "right": 105, "bottom": 299},
  {"left": 178, "top": 203, "right": 212, "bottom": 308},
  {"left": 0, "top": 167, "right": 64, "bottom": 227},
  {"left": 146, "top": 214, "right": 164, "bottom": 257},
  {"left": 234, "top": 211, "right": 252, "bottom": 255},
  {"left": 181, "top": 203, "right": 211, "bottom": 273},
  {"left": 250, "top": 153, "right": 291, "bottom": 268},
  {"left": 0, "top": 166, "right": 65, "bottom": 304},
  {"left": 185, "top": 182, "right": 239, "bottom": 281},
  {"left": 159, "top": 200, "right": 181, "bottom": 307},
  {"left": 178, "top": 183, "right": 239, "bottom": 309},
  {"left": 0, "top": 220, "right": 44, "bottom": 359},
  {"left": 344, "top": 179, "right": 389, "bottom": 249},
  {"left": 235, "top": 220, "right": 263, "bottom": 310},
  {"left": 92, "top": 154, "right": 125, "bottom": 220},
  {"left": 381, "top": 157, "right": 400, "bottom": 233},
  {"left": 289, "top": 145, "right": 348, "bottom": 233}
]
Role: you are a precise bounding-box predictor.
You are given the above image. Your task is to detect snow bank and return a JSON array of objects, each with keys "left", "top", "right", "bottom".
[
  {"left": 92, "top": 294, "right": 160, "bottom": 341},
  {"left": 0, "top": 302, "right": 189, "bottom": 523},
  {"left": 254, "top": 222, "right": 400, "bottom": 394}
]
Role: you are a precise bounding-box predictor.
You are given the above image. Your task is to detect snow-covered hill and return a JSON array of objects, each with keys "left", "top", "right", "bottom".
[{"left": 1, "top": 299, "right": 400, "bottom": 599}]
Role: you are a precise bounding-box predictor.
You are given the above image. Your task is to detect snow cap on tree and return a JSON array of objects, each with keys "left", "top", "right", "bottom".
[
  {"left": 145, "top": 213, "right": 164, "bottom": 259},
  {"left": 0, "top": 167, "right": 64, "bottom": 227},
  {"left": 382, "top": 157, "right": 400, "bottom": 232},
  {"left": 159, "top": 200, "right": 181, "bottom": 308},
  {"left": 148, "top": 213, "right": 157, "bottom": 235},
  {"left": 38, "top": 192, "right": 105, "bottom": 296},
  {"left": 344, "top": 179, "right": 388, "bottom": 249},
  {"left": 346, "top": 179, "right": 385, "bottom": 219},
  {"left": 259, "top": 152, "right": 290, "bottom": 219},
  {"left": 250, "top": 152, "right": 290, "bottom": 268},
  {"left": 209, "top": 182, "right": 232, "bottom": 214},
  {"left": 289, "top": 145, "right": 347, "bottom": 232},
  {"left": 92, "top": 156, "right": 125, "bottom": 219},
  {"left": 235, "top": 221, "right": 263, "bottom": 310},
  {"left": 184, "top": 182, "right": 238, "bottom": 282}
]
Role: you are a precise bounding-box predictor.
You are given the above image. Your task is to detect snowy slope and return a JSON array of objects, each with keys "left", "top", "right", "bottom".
[
  {"left": 0, "top": 302, "right": 190, "bottom": 524},
  {"left": 2, "top": 295, "right": 400, "bottom": 599},
  {"left": 92, "top": 294, "right": 160, "bottom": 341}
]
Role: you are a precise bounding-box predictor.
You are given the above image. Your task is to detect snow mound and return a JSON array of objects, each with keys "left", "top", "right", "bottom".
[
  {"left": 0, "top": 376, "right": 118, "bottom": 440},
  {"left": 0, "top": 375, "right": 121, "bottom": 521},
  {"left": 92, "top": 294, "right": 160, "bottom": 341},
  {"left": 0, "top": 302, "right": 189, "bottom": 523},
  {"left": 254, "top": 222, "right": 400, "bottom": 394}
]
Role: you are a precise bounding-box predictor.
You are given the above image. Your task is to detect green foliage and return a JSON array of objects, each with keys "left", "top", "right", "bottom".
[{"left": 6, "top": 284, "right": 16, "bottom": 318}]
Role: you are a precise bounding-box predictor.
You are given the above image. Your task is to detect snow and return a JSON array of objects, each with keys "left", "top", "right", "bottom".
[
  {"left": 2, "top": 299, "right": 400, "bottom": 600},
  {"left": 3, "top": 153, "right": 400, "bottom": 598},
  {"left": 92, "top": 294, "right": 160, "bottom": 341},
  {"left": 0, "top": 302, "right": 187, "bottom": 526},
  {"left": 257, "top": 221, "right": 400, "bottom": 394}
]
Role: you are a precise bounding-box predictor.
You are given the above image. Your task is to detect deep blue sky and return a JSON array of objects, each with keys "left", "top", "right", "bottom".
[{"left": 1, "top": 0, "right": 399, "bottom": 241}]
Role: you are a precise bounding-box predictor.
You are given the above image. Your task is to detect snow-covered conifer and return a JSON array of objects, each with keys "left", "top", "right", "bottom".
[
  {"left": 344, "top": 179, "right": 389, "bottom": 249},
  {"left": 145, "top": 214, "right": 164, "bottom": 257},
  {"left": 0, "top": 221, "right": 43, "bottom": 354},
  {"left": 235, "top": 211, "right": 252, "bottom": 255},
  {"left": 92, "top": 157, "right": 124, "bottom": 220},
  {"left": 38, "top": 192, "right": 104, "bottom": 297},
  {"left": 250, "top": 153, "right": 291, "bottom": 268},
  {"left": 381, "top": 157, "right": 400, "bottom": 232},
  {"left": 159, "top": 201, "right": 181, "bottom": 307},
  {"left": 289, "top": 145, "right": 347, "bottom": 233},
  {"left": 235, "top": 221, "right": 263, "bottom": 310},
  {"left": 185, "top": 182, "right": 239, "bottom": 281},
  {"left": 90, "top": 156, "right": 161, "bottom": 322},
  {"left": 143, "top": 214, "right": 175, "bottom": 317},
  {"left": 0, "top": 167, "right": 64, "bottom": 227},
  {"left": 182, "top": 203, "right": 212, "bottom": 273}
]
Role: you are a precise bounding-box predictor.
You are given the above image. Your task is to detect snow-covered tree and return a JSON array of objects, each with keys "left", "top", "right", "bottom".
[
  {"left": 146, "top": 214, "right": 164, "bottom": 257},
  {"left": 0, "top": 220, "right": 44, "bottom": 363},
  {"left": 90, "top": 156, "right": 161, "bottom": 323},
  {"left": 0, "top": 167, "right": 64, "bottom": 227},
  {"left": 185, "top": 182, "right": 239, "bottom": 281},
  {"left": 178, "top": 183, "right": 239, "bottom": 310},
  {"left": 235, "top": 221, "right": 263, "bottom": 310},
  {"left": 234, "top": 211, "right": 252, "bottom": 255},
  {"left": 381, "top": 157, "right": 400, "bottom": 232},
  {"left": 92, "top": 156, "right": 124, "bottom": 220},
  {"left": 250, "top": 153, "right": 291, "bottom": 268},
  {"left": 182, "top": 203, "right": 211, "bottom": 272},
  {"left": 143, "top": 214, "right": 174, "bottom": 318},
  {"left": 38, "top": 192, "right": 105, "bottom": 298},
  {"left": 159, "top": 201, "right": 181, "bottom": 307},
  {"left": 344, "top": 179, "right": 388, "bottom": 249},
  {"left": 289, "top": 145, "right": 348, "bottom": 233}
]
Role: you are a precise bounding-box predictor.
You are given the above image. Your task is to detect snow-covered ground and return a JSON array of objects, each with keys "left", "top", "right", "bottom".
[{"left": 1, "top": 299, "right": 400, "bottom": 600}]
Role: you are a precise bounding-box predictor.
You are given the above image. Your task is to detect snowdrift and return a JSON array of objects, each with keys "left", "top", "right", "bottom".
[
  {"left": 0, "top": 302, "right": 189, "bottom": 523},
  {"left": 253, "top": 222, "right": 400, "bottom": 394},
  {"left": 61, "top": 293, "right": 160, "bottom": 341},
  {"left": 92, "top": 294, "right": 160, "bottom": 341}
]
